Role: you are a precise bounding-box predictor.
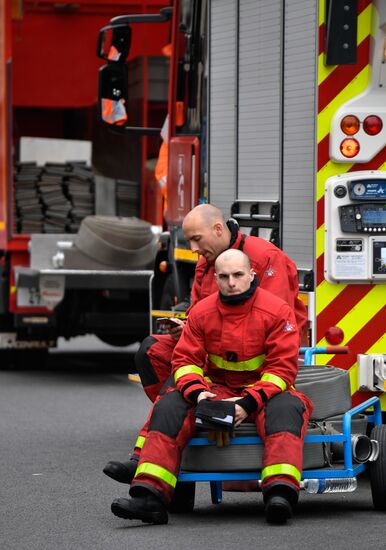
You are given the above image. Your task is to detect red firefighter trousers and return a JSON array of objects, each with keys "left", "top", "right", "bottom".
[
  {"left": 130, "top": 385, "right": 313, "bottom": 506},
  {"left": 134, "top": 334, "right": 176, "bottom": 402}
]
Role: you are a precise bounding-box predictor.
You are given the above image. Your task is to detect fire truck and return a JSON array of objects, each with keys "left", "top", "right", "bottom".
[
  {"left": 97, "top": 0, "right": 385, "bottom": 405},
  {"left": 0, "top": 0, "right": 171, "bottom": 355}
]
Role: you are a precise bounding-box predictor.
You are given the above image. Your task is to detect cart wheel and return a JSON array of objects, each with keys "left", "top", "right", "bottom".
[
  {"left": 369, "top": 425, "right": 386, "bottom": 510},
  {"left": 169, "top": 481, "right": 195, "bottom": 513}
]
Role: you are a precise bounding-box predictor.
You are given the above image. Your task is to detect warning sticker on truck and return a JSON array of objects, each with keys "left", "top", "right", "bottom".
[{"left": 334, "top": 254, "right": 367, "bottom": 278}]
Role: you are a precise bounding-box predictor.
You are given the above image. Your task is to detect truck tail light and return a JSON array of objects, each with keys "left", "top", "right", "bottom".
[
  {"left": 363, "top": 115, "right": 383, "bottom": 136},
  {"left": 341, "top": 115, "right": 360, "bottom": 135},
  {"left": 340, "top": 138, "right": 360, "bottom": 158},
  {"left": 325, "top": 326, "right": 344, "bottom": 345}
]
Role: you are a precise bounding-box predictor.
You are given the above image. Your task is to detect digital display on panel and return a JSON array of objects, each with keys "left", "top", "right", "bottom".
[
  {"left": 362, "top": 208, "right": 386, "bottom": 225},
  {"left": 372, "top": 241, "right": 386, "bottom": 276}
]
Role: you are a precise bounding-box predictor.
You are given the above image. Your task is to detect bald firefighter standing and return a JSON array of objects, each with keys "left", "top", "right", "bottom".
[{"left": 110, "top": 249, "right": 313, "bottom": 525}]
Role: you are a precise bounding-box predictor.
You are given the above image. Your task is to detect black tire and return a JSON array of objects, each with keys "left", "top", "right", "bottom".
[
  {"left": 369, "top": 424, "right": 386, "bottom": 510},
  {"left": 96, "top": 334, "right": 142, "bottom": 347},
  {"left": 169, "top": 481, "right": 195, "bottom": 513}
]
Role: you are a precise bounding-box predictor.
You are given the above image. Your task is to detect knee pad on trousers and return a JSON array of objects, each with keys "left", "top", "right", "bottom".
[
  {"left": 149, "top": 390, "right": 191, "bottom": 439},
  {"left": 265, "top": 392, "right": 305, "bottom": 437},
  {"left": 135, "top": 336, "right": 159, "bottom": 387}
]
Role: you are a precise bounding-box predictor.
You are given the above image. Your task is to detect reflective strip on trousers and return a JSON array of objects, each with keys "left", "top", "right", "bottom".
[
  {"left": 135, "top": 462, "right": 177, "bottom": 488},
  {"left": 174, "top": 365, "right": 204, "bottom": 382},
  {"left": 135, "top": 436, "right": 146, "bottom": 449},
  {"left": 208, "top": 353, "right": 266, "bottom": 372},
  {"left": 261, "top": 373, "right": 287, "bottom": 391},
  {"left": 261, "top": 463, "right": 301, "bottom": 483}
]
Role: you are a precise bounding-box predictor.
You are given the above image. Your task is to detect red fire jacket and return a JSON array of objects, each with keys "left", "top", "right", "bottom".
[
  {"left": 189, "top": 231, "right": 307, "bottom": 335},
  {"left": 172, "top": 285, "right": 299, "bottom": 410}
]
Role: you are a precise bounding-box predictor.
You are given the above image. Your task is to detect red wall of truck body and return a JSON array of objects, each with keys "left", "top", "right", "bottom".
[
  {"left": 0, "top": 0, "right": 169, "bottom": 254},
  {"left": 0, "top": 1, "right": 12, "bottom": 250},
  {"left": 12, "top": 0, "right": 170, "bottom": 108}
]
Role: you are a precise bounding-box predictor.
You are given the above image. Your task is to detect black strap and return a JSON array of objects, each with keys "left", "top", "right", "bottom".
[
  {"left": 202, "top": 233, "right": 246, "bottom": 275},
  {"left": 238, "top": 234, "right": 247, "bottom": 251}
]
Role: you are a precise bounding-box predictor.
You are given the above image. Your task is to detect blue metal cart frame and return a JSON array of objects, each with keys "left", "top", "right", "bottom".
[{"left": 177, "top": 347, "right": 382, "bottom": 504}]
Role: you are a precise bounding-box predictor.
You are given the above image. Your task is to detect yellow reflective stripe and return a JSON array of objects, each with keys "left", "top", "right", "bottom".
[
  {"left": 315, "top": 279, "right": 346, "bottom": 316},
  {"left": 261, "top": 373, "right": 287, "bottom": 391},
  {"left": 318, "top": 285, "right": 386, "bottom": 346},
  {"left": 316, "top": 224, "right": 324, "bottom": 259},
  {"left": 317, "top": 3, "right": 372, "bottom": 85},
  {"left": 204, "top": 376, "right": 212, "bottom": 383},
  {"left": 318, "top": 65, "right": 370, "bottom": 143},
  {"left": 261, "top": 464, "right": 301, "bottom": 483},
  {"left": 152, "top": 310, "right": 186, "bottom": 320},
  {"left": 135, "top": 436, "right": 145, "bottom": 449},
  {"left": 135, "top": 462, "right": 177, "bottom": 488},
  {"left": 174, "top": 365, "right": 204, "bottom": 382},
  {"left": 208, "top": 353, "right": 265, "bottom": 372}
]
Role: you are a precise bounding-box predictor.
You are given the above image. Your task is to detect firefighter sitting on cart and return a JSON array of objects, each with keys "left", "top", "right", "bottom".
[
  {"left": 104, "top": 204, "right": 308, "bottom": 485},
  {"left": 110, "top": 249, "right": 314, "bottom": 525}
]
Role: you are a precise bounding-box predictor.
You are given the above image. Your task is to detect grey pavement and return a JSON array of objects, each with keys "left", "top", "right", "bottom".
[{"left": 1, "top": 352, "right": 386, "bottom": 550}]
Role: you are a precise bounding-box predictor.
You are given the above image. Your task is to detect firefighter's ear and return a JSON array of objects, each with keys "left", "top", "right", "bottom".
[{"left": 213, "top": 221, "right": 223, "bottom": 236}]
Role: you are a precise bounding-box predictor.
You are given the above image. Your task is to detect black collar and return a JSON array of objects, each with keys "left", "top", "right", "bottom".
[
  {"left": 227, "top": 219, "right": 239, "bottom": 247},
  {"left": 219, "top": 275, "right": 259, "bottom": 305}
]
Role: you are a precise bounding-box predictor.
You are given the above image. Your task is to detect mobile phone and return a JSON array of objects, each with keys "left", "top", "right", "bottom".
[{"left": 156, "top": 317, "right": 181, "bottom": 328}]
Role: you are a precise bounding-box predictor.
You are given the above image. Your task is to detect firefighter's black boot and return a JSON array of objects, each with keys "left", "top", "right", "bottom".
[
  {"left": 111, "top": 490, "right": 168, "bottom": 525},
  {"left": 103, "top": 455, "right": 139, "bottom": 484},
  {"left": 263, "top": 483, "right": 298, "bottom": 524}
]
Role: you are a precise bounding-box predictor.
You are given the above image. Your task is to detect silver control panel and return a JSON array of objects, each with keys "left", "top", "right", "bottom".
[{"left": 325, "top": 171, "right": 386, "bottom": 283}]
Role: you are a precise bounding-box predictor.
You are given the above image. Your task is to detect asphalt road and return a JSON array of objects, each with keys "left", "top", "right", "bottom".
[{"left": 1, "top": 349, "right": 386, "bottom": 550}]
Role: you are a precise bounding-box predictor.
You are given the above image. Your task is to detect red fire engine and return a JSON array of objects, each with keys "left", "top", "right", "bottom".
[{"left": 0, "top": 0, "right": 170, "bottom": 354}]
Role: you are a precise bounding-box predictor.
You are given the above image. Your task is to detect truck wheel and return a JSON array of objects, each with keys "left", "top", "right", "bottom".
[
  {"left": 369, "top": 425, "right": 386, "bottom": 510},
  {"left": 96, "top": 334, "right": 142, "bottom": 347},
  {"left": 169, "top": 481, "right": 195, "bottom": 513}
]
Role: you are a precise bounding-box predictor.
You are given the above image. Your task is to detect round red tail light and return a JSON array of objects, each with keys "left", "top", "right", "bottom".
[
  {"left": 363, "top": 115, "right": 383, "bottom": 135},
  {"left": 340, "top": 115, "right": 360, "bottom": 135},
  {"left": 340, "top": 138, "right": 360, "bottom": 158}
]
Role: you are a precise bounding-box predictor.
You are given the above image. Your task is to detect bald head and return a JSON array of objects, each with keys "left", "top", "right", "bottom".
[
  {"left": 183, "top": 204, "right": 225, "bottom": 230},
  {"left": 215, "top": 249, "right": 254, "bottom": 296},
  {"left": 215, "top": 249, "right": 251, "bottom": 272},
  {"left": 182, "top": 204, "right": 231, "bottom": 262}
]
